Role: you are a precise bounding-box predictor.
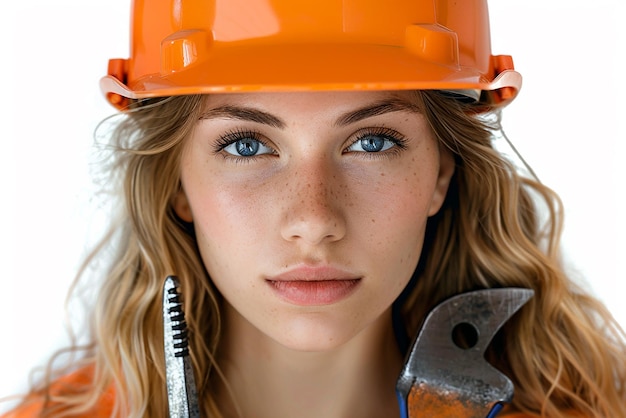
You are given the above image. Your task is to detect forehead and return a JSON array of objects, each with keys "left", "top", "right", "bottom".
[{"left": 202, "top": 90, "right": 421, "bottom": 114}]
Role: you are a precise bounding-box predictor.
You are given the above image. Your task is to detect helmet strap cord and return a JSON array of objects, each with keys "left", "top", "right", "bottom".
[{"left": 495, "top": 114, "right": 541, "bottom": 184}]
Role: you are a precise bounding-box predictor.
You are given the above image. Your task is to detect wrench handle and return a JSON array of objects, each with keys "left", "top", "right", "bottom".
[{"left": 405, "top": 384, "right": 502, "bottom": 418}]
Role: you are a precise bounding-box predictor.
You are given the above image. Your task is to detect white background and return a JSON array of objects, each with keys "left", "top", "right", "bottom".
[{"left": 1, "top": 0, "right": 625, "bottom": 413}]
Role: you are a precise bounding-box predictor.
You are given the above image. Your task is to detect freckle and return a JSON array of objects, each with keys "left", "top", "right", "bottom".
[
  {"left": 380, "top": 172, "right": 385, "bottom": 177},
  {"left": 371, "top": 219, "right": 375, "bottom": 223}
]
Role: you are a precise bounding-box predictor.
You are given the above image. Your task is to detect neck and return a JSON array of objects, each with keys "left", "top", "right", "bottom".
[{"left": 215, "top": 304, "right": 403, "bottom": 418}]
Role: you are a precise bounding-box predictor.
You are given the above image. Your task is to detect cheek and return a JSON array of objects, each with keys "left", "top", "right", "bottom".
[
  {"left": 345, "top": 166, "right": 438, "bottom": 288},
  {"left": 352, "top": 164, "right": 437, "bottom": 239},
  {"left": 179, "top": 158, "right": 246, "bottom": 266},
  {"left": 191, "top": 184, "right": 267, "bottom": 261}
]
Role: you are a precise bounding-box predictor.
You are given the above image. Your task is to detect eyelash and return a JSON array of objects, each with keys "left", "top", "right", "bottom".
[
  {"left": 212, "top": 128, "right": 275, "bottom": 162},
  {"left": 346, "top": 127, "right": 408, "bottom": 157},
  {"left": 212, "top": 126, "right": 408, "bottom": 161}
]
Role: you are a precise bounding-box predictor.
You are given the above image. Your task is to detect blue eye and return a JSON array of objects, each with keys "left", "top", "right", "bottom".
[
  {"left": 352, "top": 136, "right": 392, "bottom": 152},
  {"left": 347, "top": 128, "right": 404, "bottom": 153},
  {"left": 223, "top": 138, "right": 266, "bottom": 156},
  {"left": 218, "top": 131, "right": 275, "bottom": 157}
]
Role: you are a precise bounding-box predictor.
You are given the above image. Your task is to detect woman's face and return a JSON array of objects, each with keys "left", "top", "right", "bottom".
[{"left": 176, "top": 90, "right": 454, "bottom": 351}]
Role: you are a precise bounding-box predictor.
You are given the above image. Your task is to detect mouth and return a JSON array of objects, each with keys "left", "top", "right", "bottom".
[
  {"left": 267, "top": 279, "right": 361, "bottom": 305},
  {"left": 266, "top": 265, "right": 361, "bottom": 306}
]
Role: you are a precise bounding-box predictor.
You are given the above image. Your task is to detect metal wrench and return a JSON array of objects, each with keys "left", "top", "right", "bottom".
[{"left": 396, "top": 287, "right": 534, "bottom": 418}]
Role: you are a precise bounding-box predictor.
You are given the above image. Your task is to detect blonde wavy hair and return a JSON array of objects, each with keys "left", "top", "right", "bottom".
[{"left": 23, "top": 91, "right": 626, "bottom": 417}]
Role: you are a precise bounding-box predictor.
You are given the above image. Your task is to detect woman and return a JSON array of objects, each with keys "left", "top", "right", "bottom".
[{"left": 3, "top": 0, "right": 625, "bottom": 417}]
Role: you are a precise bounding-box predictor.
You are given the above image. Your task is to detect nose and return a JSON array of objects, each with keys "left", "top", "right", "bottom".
[{"left": 280, "top": 160, "right": 347, "bottom": 246}]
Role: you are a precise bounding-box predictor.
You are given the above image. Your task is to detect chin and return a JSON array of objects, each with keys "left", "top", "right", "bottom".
[
  {"left": 267, "top": 313, "right": 366, "bottom": 352},
  {"left": 278, "top": 336, "right": 350, "bottom": 353}
]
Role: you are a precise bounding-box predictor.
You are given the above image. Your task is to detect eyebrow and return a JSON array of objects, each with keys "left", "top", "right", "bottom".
[
  {"left": 198, "top": 98, "right": 421, "bottom": 128},
  {"left": 199, "top": 105, "right": 285, "bottom": 128},
  {"left": 333, "top": 98, "right": 422, "bottom": 127}
]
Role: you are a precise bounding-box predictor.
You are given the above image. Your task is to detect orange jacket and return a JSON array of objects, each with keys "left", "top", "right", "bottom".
[{"left": 2, "top": 368, "right": 114, "bottom": 418}]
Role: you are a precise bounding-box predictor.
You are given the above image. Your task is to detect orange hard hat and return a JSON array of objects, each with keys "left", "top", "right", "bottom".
[{"left": 101, "top": 0, "right": 522, "bottom": 109}]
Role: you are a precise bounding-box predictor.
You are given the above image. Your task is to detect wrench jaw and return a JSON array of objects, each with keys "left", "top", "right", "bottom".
[{"left": 396, "top": 288, "right": 534, "bottom": 418}]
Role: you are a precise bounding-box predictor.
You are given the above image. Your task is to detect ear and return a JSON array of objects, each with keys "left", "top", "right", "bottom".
[
  {"left": 173, "top": 189, "right": 194, "bottom": 222},
  {"left": 427, "top": 146, "right": 455, "bottom": 217}
]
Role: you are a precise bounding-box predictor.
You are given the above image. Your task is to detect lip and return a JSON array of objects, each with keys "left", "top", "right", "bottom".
[{"left": 266, "top": 265, "right": 361, "bottom": 306}]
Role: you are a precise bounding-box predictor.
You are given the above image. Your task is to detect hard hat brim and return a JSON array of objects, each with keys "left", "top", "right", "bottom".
[{"left": 101, "top": 44, "right": 521, "bottom": 109}]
